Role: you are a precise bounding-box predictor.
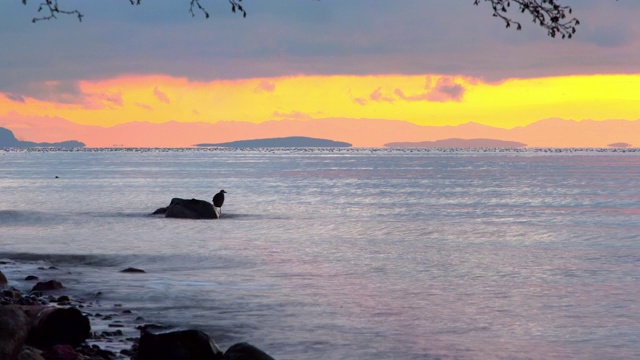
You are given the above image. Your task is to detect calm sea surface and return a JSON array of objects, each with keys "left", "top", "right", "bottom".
[{"left": 1, "top": 148, "right": 639, "bottom": 359}]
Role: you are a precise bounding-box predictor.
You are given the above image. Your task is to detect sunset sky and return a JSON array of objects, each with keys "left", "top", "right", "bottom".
[{"left": 1, "top": 0, "right": 639, "bottom": 147}]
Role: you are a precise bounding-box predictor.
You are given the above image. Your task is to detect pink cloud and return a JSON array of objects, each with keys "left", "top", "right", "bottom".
[
  {"left": 98, "top": 92, "right": 123, "bottom": 106},
  {"left": 426, "top": 77, "right": 465, "bottom": 102},
  {"left": 394, "top": 88, "right": 428, "bottom": 102},
  {"left": 255, "top": 80, "right": 276, "bottom": 93},
  {"left": 394, "top": 77, "right": 466, "bottom": 103},
  {"left": 153, "top": 87, "right": 171, "bottom": 104},
  {"left": 135, "top": 102, "right": 154, "bottom": 111},
  {"left": 80, "top": 92, "right": 123, "bottom": 110},
  {"left": 353, "top": 97, "right": 368, "bottom": 106},
  {"left": 369, "top": 87, "right": 394, "bottom": 103}
]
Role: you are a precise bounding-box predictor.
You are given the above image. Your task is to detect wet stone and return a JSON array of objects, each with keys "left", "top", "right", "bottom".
[
  {"left": 31, "top": 279, "right": 63, "bottom": 292},
  {"left": 120, "top": 348, "right": 135, "bottom": 356}
]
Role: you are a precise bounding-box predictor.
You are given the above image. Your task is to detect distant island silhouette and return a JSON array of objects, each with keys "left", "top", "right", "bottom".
[
  {"left": 385, "top": 138, "right": 527, "bottom": 148},
  {"left": 195, "top": 136, "right": 352, "bottom": 148},
  {"left": 3, "top": 117, "right": 639, "bottom": 148},
  {"left": 607, "top": 142, "right": 632, "bottom": 148},
  {"left": 0, "top": 127, "right": 85, "bottom": 148}
]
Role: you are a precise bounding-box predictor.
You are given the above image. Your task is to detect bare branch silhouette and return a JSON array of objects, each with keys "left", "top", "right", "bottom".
[
  {"left": 474, "top": 0, "right": 580, "bottom": 39},
  {"left": 22, "top": 0, "right": 246, "bottom": 23},
  {"left": 21, "top": 0, "right": 611, "bottom": 39},
  {"left": 24, "top": 0, "right": 84, "bottom": 23}
]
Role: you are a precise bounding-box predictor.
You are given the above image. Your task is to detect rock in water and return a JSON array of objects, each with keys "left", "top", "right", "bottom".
[
  {"left": 222, "top": 342, "right": 276, "bottom": 360},
  {"left": 31, "top": 280, "right": 63, "bottom": 292},
  {"left": 0, "top": 271, "right": 7, "bottom": 286},
  {"left": 137, "top": 327, "right": 223, "bottom": 360},
  {"left": 151, "top": 207, "right": 168, "bottom": 215},
  {"left": 164, "top": 198, "right": 218, "bottom": 219},
  {"left": 0, "top": 306, "right": 32, "bottom": 360}
]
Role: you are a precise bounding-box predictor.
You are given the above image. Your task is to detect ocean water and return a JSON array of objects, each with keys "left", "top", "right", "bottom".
[{"left": 1, "top": 148, "right": 639, "bottom": 359}]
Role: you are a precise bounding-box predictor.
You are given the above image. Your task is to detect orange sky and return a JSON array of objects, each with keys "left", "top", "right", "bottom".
[
  {"left": 3, "top": 2, "right": 640, "bottom": 147},
  {"left": 2, "top": 73, "right": 639, "bottom": 133}
]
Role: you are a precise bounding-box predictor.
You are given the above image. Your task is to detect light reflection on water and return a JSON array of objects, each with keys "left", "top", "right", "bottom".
[{"left": 1, "top": 148, "right": 639, "bottom": 359}]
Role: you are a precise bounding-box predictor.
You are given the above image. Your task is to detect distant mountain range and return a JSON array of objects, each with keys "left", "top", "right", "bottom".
[
  {"left": 196, "top": 136, "right": 351, "bottom": 148},
  {"left": 0, "top": 115, "right": 637, "bottom": 148},
  {"left": 0, "top": 127, "right": 84, "bottom": 148}
]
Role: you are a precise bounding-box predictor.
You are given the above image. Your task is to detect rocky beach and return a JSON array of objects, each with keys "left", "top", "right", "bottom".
[{"left": 0, "top": 259, "right": 275, "bottom": 360}]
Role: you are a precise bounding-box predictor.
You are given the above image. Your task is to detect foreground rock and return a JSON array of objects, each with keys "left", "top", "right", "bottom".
[
  {"left": 26, "top": 306, "right": 90, "bottom": 348},
  {"left": 41, "top": 344, "right": 79, "bottom": 360},
  {"left": 152, "top": 198, "right": 219, "bottom": 219},
  {"left": 17, "top": 345, "right": 45, "bottom": 360},
  {"left": 223, "top": 342, "right": 276, "bottom": 360},
  {"left": 0, "top": 306, "right": 32, "bottom": 360},
  {"left": 137, "top": 327, "right": 223, "bottom": 360}
]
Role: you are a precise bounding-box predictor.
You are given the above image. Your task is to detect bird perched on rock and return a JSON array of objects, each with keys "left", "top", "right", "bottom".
[{"left": 213, "top": 190, "right": 226, "bottom": 215}]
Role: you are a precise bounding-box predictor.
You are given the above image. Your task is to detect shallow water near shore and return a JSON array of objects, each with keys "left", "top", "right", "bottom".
[{"left": 1, "top": 148, "right": 640, "bottom": 359}]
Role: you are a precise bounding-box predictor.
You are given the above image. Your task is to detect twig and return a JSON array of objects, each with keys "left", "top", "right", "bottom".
[{"left": 474, "top": 0, "right": 580, "bottom": 39}]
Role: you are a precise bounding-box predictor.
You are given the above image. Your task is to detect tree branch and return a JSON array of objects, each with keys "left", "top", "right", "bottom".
[
  {"left": 23, "top": 0, "right": 595, "bottom": 39},
  {"left": 24, "top": 0, "right": 84, "bottom": 23},
  {"left": 22, "top": 0, "right": 246, "bottom": 22},
  {"left": 474, "top": 0, "right": 580, "bottom": 39}
]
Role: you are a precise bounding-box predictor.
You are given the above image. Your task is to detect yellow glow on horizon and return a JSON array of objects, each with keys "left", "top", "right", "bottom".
[{"left": 1, "top": 73, "right": 639, "bottom": 129}]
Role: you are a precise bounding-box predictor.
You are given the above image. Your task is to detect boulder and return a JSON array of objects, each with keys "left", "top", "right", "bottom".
[
  {"left": 2, "top": 288, "right": 23, "bottom": 303},
  {"left": 17, "top": 346, "right": 45, "bottom": 360},
  {"left": 137, "top": 327, "right": 223, "bottom": 360},
  {"left": 31, "top": 280, "right": 63, "bottom": 292},
  {"left": 222, "top": 342, "right": 275, "bottom": 360},
  {"left": 41, "top": 345, "right": 78, "bottom": 360},
  {"left": 120, "top": 267, "right": 146, "bottom": 273},
  {"left": 162, "top": 198, "right": 218, "bottom": 219},
  {"left": 0, "top": 270, "right": 7, "bottom": 286},
  {"left": 0, "top": 306, "right": 32, "bottom": 360},
  {"left": 26, "top": 307, "right": 90, "bottom": 348}
]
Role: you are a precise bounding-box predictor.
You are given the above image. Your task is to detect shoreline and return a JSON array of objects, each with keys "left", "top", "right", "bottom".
[
  {"left": 1, "top": 258, "right": 152, "bottom": 359},
  {"left": 1, "top": 258, "right": 276, "bottom": 360}
]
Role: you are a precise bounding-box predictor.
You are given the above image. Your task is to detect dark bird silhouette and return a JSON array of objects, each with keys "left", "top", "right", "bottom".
[{"left": 213, "top": 189, "right": 226, "bottom": 210}]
